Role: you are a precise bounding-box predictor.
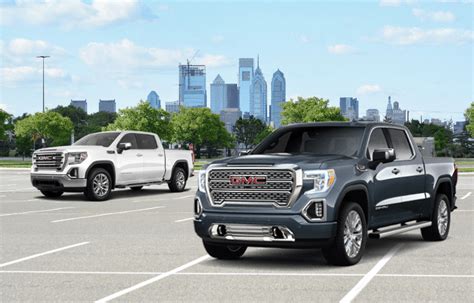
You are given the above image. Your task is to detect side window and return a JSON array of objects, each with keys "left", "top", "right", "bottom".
[
  {"left": 136, "top": 134, "right": 158, "bottom": 150},
  {"left": 117, "top": 133, "right": 138, "bottom": 149},
  {"left": 367, "top": 128, "right": 389, "bottom": 158},
  {"left": 388, "top": 129, "right": 414, "bottom": 160}
]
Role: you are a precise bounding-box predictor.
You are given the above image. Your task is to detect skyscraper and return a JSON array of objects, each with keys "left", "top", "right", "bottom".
[
  {"left": 99, "top": 99, "right": 116, "bottom": 113},
  {"left": 238, "top": 58, "right": 254, "bottom": 115},
  {"left": 270, "top": 69, "right": 286, "bottom": 128},
  {"left": 250, "top": 57, "right": 267, "bottom": 121},
  {"left": 179, "top": 63, "right": 206, "bottom": 108},
  {"left": 220, "top": 108, "right": 242, "bottom": 133},
  {"left": 147, "top": 91, "right": 161, "bottom": 109},
  {"left": 391, "top": 101, "right": 407, "bottom": 125},
  {"left": 385, "top": 96, "right": 393, "bottom": 120},
  {"left": 165, "top": 100, "right": 180, "bottom": 113},
  {"left": 70, "top": 99, "right": 87, "bottom": 113},
  {"left": 339, "top": 97, "right": 359, "bottom": 120},
  {"left": 365, "top": 109, "right": 380, "bottom": 122},
  {"left": 210, "top": 74, "right": 226, "bottom": 114},
  {"left": 225, "top": 84, "right": 239, "bottom": 109}
]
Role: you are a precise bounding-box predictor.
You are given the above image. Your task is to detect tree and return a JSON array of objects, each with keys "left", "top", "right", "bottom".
[
  {"left": 233, "top": 116, "right": 268, "bottom": 149},
  {"left": 281, "top": 97, "right": 346, "bottom": 125},
  {"left": 171, "top": 107, "right": 234, "bottom": 158},
  {"left": 52, "top": 105, "right": 88, "bottom": 140},
  {"left": 0, "top": 108, "right": 12, "bottom": 141},
  {"left": 255, "top": 125, "right": 274, "bottom": 145},
  {"left": 85, "top": 111, "right": 117, "bottom": 135},
  {"left": 466, "top": 102, "right": 474, "bottom": 137},
  {"left": 14, "top": 111, "right": 74, "bottom": 147},
  {"left": 104, "top": 101, "right": 172, "bottom": 141}
]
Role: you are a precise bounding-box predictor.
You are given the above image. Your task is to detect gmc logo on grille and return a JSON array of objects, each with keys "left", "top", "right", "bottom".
[
  {"left": 37, "top": 155, "right": 53, "bottom": 161},
  {"left": 229, "top": 175, "right": 267, "bottom": 185}
]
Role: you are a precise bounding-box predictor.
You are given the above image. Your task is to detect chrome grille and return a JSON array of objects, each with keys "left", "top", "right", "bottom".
[
  {"left": 33, "top": 152, "right": 64, "bottom": 170},
  {"left": 207, "top": 168, "right": 299, "bottom": 207}
]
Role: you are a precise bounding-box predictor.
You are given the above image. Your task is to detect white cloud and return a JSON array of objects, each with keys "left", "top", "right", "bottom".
[
  {"left": 382, "top": 26, "right": 473, "bottom": 44},
  {"left": 380, "top": 0, "right": 417, "bottom": 6},
  {"left": 299, "top": 34, "right": 310, "bottom": 44},
  {"left": 0, "top": 0, "right": 157, "bottom": 28},
  {"left": 327, "top": 44, "right": 356, "bottom": 54},
  {"left": 412, "top": 8, "right": 455, "bottom": 22},
  {"left": 1, "top": 66, "right": 69, "bottom": 83},
  {"left": 79, "top": 39, "right": 230, "bottom": 70},
  {"left": 357, "top": 84, "right": 383, "bottom": 95}
]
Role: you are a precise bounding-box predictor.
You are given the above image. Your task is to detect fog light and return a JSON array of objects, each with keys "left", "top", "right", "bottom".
[
  {"left": 217, "top": 225, "right": 227, "bottom": 236},
  {"left": 194, "top": 197, "right": 203, "bottom": 218},
  {"left": 303, "top": 200, "right": 325, "bottom": 221},
  {"left": 67, "top": 167, "right": 78, "bottom": 178}
]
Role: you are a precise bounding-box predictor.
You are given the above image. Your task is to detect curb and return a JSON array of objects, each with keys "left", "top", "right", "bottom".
[{"left": 0, "top": 167, "right": 30, "bottom": 171}]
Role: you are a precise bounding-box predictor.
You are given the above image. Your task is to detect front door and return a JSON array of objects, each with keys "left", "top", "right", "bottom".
[
  {"left": 136, "top": 133, "right": 165, "bottom": 182},
  {"left": 115, "top": 133, "right": 143, "bottom": 185}
]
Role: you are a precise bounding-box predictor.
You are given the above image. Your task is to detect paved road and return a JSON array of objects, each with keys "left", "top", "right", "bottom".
[{"left": 0, "top": 170, "right": 472, "bottom": 302}]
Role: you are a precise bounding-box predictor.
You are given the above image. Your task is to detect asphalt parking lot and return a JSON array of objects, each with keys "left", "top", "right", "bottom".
[{"left": 0, "top": 169, "right": 473, "bottom": 302}]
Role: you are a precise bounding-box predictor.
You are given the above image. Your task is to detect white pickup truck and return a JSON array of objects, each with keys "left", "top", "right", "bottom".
[{"left": 31, "top": 131, "right": 194, "bottom": 201}]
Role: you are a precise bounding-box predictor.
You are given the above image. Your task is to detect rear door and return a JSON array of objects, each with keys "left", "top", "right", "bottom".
[
  {"left": 115, "top": 133, "right": 144, "bottom": 185},
  {"left": 136, "top": 133, "right": 165, "bottom": 182}
]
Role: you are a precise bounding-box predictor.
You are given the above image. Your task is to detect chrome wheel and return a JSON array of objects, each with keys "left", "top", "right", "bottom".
[
  {"left": 344, "top": 210, "right": 363, "bottom": 258},
  {"left": 92, "top": 173, "right": 109, "bottom": 197},
  {"left": 176, "top": 171, "right": 185, "bottom": 189},
  {"left": 437, "top": 199, "right": 449, "bottom": 236}
]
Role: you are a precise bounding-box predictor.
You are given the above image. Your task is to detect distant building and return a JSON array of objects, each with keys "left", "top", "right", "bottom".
[
  {"left": 270, "top": 69, "right": 286, "bottom": 128},
  {"left": 147, "top": 91, "right": 161, "bottom": 109},
  {"left": 385, "top": 96, "right": 393, "bottom": 121},
  {"left": 165, "top": 100, "right": 180, "bottom": 113},
  {"left": 210, "top": 74, "right": 226, "bottom": 114},
  {"left": 365, "top": 109, "right": 380, "bottom": 122},
  {"left": 179, "top": 63, "right": 206, "bottom": 108},
  {"left": 391, "top": 101, "right": 407, "bottom": 125},
  {"left": 431, "top": 118, "right": 446, "bottom": 127},
  {"left": 226, "top": 84, "right": 239, "bottom": 109},
  {"left": 220, "top": 108, "right": 242, "bottom": 133},
  {"left": 99, "top": 99, "right": 116, "bottom": 113},
  {"left": 340, "top": 97, "right": 359, "bottom": 120},
  {"left": 250, "top": 57, "right": 267, "bottom": 121},
  {"left": 70, "top": 99, "right": 87, "bottom": 113},
  {"left": 413, "top": 137, "right": 435, "bottom": 157},
  {"left": 454, "top": 121, "right": 466, "bottom": 135},
  {"left": 239, "top": 58, "right": 254, "bottom": 116}
]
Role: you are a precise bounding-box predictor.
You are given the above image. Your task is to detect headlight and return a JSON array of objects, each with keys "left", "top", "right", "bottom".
[
  {"left": 67, "top": 152, "right": 88, "bottom": 165},
  {"left": 198, "top": 170, "right": 207, "bottom": 192},
  {"left": 304, "top": 169, "right": 336, "bottom": 193}
]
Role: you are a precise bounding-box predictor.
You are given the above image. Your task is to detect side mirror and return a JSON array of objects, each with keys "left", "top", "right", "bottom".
[
  {"left": 239, "top": 150, "right": 251, "bottom": 156},
  {"left": 372, "top": 148, "right": 396, "bottom": 164},
  {"left": 117, "top": 142, "right": 132, "bottom": 154}
]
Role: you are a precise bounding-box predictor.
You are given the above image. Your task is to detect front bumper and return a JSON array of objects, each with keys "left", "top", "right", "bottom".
[{"left": 31, "top": 174, "right": 86, "bottom": 192}]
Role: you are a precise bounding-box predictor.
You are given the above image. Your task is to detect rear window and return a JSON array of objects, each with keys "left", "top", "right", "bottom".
[{"left": 136, "top": 134, "right": 158, "bottom": 149}]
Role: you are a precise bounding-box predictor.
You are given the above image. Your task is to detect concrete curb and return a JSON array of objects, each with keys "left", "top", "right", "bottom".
[{"left": 0, "top": 167, "right": 30, "bottom": 171}]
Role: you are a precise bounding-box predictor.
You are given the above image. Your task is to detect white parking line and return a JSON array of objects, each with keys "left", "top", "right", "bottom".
[
  {"left": 51, "top": 206, "right": 165, "bottom": 223},
  {"left": 174, "top": 217, "right": 194, "bottom": 223},
  {"left": 0, "top": 184, "right": 17, "bottom": 187},
  {"left": 172, "top": 195, "right": 194, "bottom": 200},
  {"left": 455, "top": 210, "right": 474, "bottom": 212},
  {"left": 95, "top": 255, "right": 209, "bottom": 302},
  {"left": 0, "top": 242, "right": 89, "bottom": 268},
  {"left": 339, "top": 243, "right": 403, "bottom": 303},
  {"left": 0, "top": 187, "right": 35, "bottom": 193},
  {"left": 0, "top": 207, "right": 75, "bottom": 217},
  {"left": 460, "top": 192, "right": 471, "bottom": 200}
]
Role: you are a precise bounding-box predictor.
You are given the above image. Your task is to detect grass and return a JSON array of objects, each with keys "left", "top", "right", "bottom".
[
  {"left": 0, "top": 160, "right": 31, "bottom": 168},
  {"left": 458, "top": 167, "right": 474, "bottom": 173},
  {"left": 455, "top": 160, "right": 474, "bottom": 166}
]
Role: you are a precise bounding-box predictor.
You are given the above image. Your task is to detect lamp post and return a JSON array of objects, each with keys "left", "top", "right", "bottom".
[{"left": 36, "top": 55, "right": 50, "bottom": 112}]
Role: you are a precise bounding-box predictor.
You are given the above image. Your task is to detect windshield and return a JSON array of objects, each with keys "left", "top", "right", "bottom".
[
  {"left": 73, "top": 132, "right": 120, "bottom": 147},
  {"left": 252, "top": 126, "right": 365, "bottom": 157}
]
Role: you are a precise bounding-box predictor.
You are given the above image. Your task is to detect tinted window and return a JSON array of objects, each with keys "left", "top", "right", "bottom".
[
  {"left": 117, "top": 133, "right": 138, "bottom": 149},
  {"left": 367, "top": 128, "right": 389, "bottom": 158},
  {"left": 74, "top": 132, "right": 120, "bottom": 147},
  {"left": 388, "top": 129, "right": 413, "bottom": 160},
  {"left": 253, "top": 127, "right": 364, "bottom": 157},
  {"left": 136, "top": 134, "right": 158, "bottom": 149}
]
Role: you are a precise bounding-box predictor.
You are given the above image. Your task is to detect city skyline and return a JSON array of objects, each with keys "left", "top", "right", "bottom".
[{"left": 1, "top": 1, "right": 472, "bottom": 121}]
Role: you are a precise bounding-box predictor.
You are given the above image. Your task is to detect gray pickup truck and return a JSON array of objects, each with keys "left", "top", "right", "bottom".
[{"left": 193, "top": 122, "right": 458, "bottom": 265}]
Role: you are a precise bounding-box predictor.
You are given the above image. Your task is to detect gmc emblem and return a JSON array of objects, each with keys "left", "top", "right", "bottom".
[
  {"left": 38, "top": 155, "right": 53, "bottom": 161},
  {"left": 229, "top": 175, "right": 267, "bottom": 185}
]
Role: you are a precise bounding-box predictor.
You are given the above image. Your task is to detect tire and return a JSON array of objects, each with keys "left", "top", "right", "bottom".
[
  {"left": 40, "top": 190, "right": 64, "bottom": 198},
  {"left": 322, "top": 202, "right": 367, "bottom": 266},
  {"left": 168, "top": 167, "right": 187, "bottom": 192},
  {"left": 203, "top": 241, "right": 247, "bottom": 260},
  {"left": 421, "top": 193, "right": 450, "bottom": 241},
  {"left": 84, "top": 168, "right": 112, "bottom": 201},
  {"left": 130, "top": 186, "right": 143, "bottom": 191}
]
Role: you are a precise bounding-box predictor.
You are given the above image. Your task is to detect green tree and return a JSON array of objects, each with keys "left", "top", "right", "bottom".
[
  {"left": 281, "top": 97, "right": 346, "bottom": 125},
  {"left": 52, "top": 105, "right": 88, "bottom": 139},
  {"left": 254, "top": 125, "right": 274, "bottom": 145},
  {"left": 14, "top": 111, "right": 74, "bottom": 147},
  {"left": 104, "top": 101, "right": 172, "bottom": 141},
  {"left": 171, "top": 107, "right": 234, "bottom": 158},
  {"left": 466, "top": 102, "right": 474, "bottom": 137},
  {"left": 0, "top": 108, "right": 12, "bottom": 141},
  {"left": 233, "top": 116, "right": 267, "bottom": 149},
  {"left": 85, "top": 111, "right": 117, "bottom": 134}
]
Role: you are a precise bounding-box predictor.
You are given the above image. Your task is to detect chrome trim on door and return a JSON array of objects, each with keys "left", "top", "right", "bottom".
[{"left": 376, "top": 192, "right": 430, "bottom": 208}]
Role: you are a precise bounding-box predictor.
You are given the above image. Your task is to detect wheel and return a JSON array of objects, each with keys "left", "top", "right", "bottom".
[
  {"left": 421, "top": 193, "right": 451, "bottom": 241},
  {"left": 168, "top": 167, "right": 187, "bottom": 192},
  {"left": 84, "top": 168, "right": 112, "bottom": 201},
  {"left": 203, "top": 241, "right": 247, "bottom": 260},
  {"left": 322, "top": 202, "right": 367, "bottom": 266},
  {"left": 130, "top": 186, "right": 143, "bottom": 191},
  {"left": 40, "top": 190, "right": 63, "bottom": 198}
]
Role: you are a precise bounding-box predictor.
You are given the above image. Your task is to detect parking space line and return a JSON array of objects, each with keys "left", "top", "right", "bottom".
[
  {"left": 0, "top": 188, "right": 35, "bottom": 193},
  {"left": 339, "top": 243, "right": 403, "bottom": 303},
  {"left": 174, "top": 217, "right": 194, "bottom": 223},
  {"left": 0, "top": 207, "right": 75, "bottom": 217},
  {"left": 51, "top": 206, "right": 165, "bottom": 223},
  {"left": 0, "top": 242, "right": 89, "bottom": 268},
  {"left": 455, "top": 210, "right": 474, "bottom": 212},
  {"left": 95, "top": 255, "right": 209, "bottom": 302},
  {"left": 460, "top": 192, "right": 471, "bottom": 200},
  {"left": 172, "top": 195, "right": 194, "bottom": 200},
  {"left": 0, "top": 184, "right": 17, "bottom": 187}
]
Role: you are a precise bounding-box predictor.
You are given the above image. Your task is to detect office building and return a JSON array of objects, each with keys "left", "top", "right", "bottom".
[
  {"left": 386, "top": 99, "right": 407, "bottom": 125},
  {"left": 220, "top": 108, "right": 242, "bottom": 133},
  {"left": 453, "top": 121, "right": 466, "bottom": 135},
  {"left": 210, "top": 75, "right": 226, "bottom": 114},
  {"left": 70, "top": 99, "right": 87, "bottom": 113},
  {"left": 238, "top": 58, "right": 254, "bottom": 115},
  {"left": 226, "top": 84, "right": 239, "bottom": 109},
  {"left": 179, "top": 63, "right": 206, "bottom": 108},
  {"left": 270, "top": 69, "right": 286, "bottom": 128},
  {"left": 99, "top": 99, "right": 116, "bottom": 113},
  {"left": 340, "top": 97, "right": 359, "bottom": 120},
  {"left": 250, "top": 58, "right": 267, "bottom": 121},
  {"left": 165, "top": 100, "right": 180, "bottom": 113},
  {"left": 385, "top": 96, "right": 393, "bottom": 121},
  {"left": 365, "top": 109, "right": 380, "bottom": 122},
  {"left": 147, "top": 91, "right": 161, "bottom": 109}
]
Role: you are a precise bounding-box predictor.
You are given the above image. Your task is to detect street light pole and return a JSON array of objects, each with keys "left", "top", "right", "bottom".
[{"left": 36, "top": 55, "right": 50, "bottom": 112}]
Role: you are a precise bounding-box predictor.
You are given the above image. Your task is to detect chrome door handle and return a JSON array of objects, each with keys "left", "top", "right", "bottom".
[
  {"left": 391, "top": 168, "right": 400, "bottom": 175},
  {"left": 158, "top": 154, "right": 164, "bottom": 157},
  {"left": 136, "top": 153, "right": 143, "bottom": 157},
  {"left": 416, "top": 166, "right": 423, "bottom": 173}
]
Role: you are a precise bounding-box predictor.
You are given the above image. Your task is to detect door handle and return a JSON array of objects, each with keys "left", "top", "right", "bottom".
[
  {"left": 416, "top": 166, "right": 423, "bottom": 173},
  {"left": 136, "top": 153, "right": 143, "bottom": 157},
  {"left": 158, "top": 154, "right": 164, "bottom": 157},
  {"left": 391, "top": 168, "right": 400, "bottom": 175}
]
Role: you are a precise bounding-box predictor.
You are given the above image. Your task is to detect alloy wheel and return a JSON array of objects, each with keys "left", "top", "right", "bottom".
[{"left": 343, "top": 210, "right": 363, "bottom": 258}]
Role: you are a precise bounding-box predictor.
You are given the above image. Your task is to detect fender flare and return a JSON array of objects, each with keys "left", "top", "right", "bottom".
[
  {"left": 334, "top": 183, "right": 370, "bottom": 221},
  {"left": 171, "top": 160, "right": 190, "bottom": 179},
  {"left": 433, "top": 176, "right": 454, "bottom": 207},
  {"left": 85, "top": 161, "right": 116, "bottom": 188}
]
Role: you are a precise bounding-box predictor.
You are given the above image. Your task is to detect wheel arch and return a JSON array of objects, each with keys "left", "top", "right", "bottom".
[
  {"left": 334, "top": 184, "right": 370, "bottom": 224},
  {"left": 171, "top": 160, "right": 189, "bottom": 179},
  {"left": 85, "top": 161, "right": 116, "bottom": 188},
  {"left": 434, "top": 176, "right": 454, "bottom": 209}
]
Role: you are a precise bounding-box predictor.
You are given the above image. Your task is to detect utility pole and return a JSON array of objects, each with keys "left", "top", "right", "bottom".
[{"left": 36, "top": 55, "right": 50, "bottom": 112}]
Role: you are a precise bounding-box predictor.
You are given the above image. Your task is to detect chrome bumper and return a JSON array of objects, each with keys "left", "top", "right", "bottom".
[{"left": 209, "top": 223, "right": 295, "bottom": 242}]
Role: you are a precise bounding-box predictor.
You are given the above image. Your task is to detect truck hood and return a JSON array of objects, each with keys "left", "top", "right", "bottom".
[{"left": 34, "top": 145, "right": 107, "bottom": 153}]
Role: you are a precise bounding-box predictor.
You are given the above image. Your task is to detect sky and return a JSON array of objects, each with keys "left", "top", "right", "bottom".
[{"left": 1, "top": 0, "right": 473, "bottom": 122}]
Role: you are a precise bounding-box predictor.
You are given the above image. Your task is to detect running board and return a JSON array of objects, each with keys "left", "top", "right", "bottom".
[{"left": 369, "top": 221, "right": 432, "bottom": 239}]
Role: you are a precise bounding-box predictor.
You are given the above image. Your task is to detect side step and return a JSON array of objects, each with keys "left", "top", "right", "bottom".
[{"left": 369, "top": 221, "right": 432, "bottom": 239}]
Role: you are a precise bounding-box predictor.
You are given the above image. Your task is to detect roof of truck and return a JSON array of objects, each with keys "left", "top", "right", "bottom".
[{"left": 284, "top": 121, "right": 402, "bottom": 128}]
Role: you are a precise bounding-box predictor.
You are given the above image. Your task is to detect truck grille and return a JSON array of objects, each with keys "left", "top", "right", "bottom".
[
  {"left": 207, "top": 168, "right": 301, "bottom": 207},
  {"left": 33, "top": 152, "right": 65, "bottom": 170}
]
